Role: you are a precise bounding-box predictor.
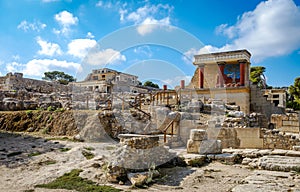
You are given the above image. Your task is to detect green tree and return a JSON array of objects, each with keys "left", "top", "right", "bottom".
[
  {"left": 143, "top": 81, "right": 159, "bottom": 88},
  {"left": 285, "top": 77, "right": 300, "bottom": 110},
  {"left": 42, "top": 71, "right": 76, "bottom": 85},
  {"left": 250, "top": 66, "right": 267, "bottom": 88}
]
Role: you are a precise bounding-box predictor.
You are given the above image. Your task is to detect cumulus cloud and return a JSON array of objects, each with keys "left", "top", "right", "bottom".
[
  {"left": 122, "top": 4, "right": 173, "bottom": 35},
  {"left": 85, "top": 48, "right": 126, "bottom": 66},
  {"left": 67, "top": 38, "right": 97, "bottom": 58},
  {"left": 36, "top": 37, "right": 62, "bottom": 56},
  {"left": 54, "top": 10, "right": 78, "bottom": 36},
  {"left": 213, "top": 0, "right": 300, "bottom": 62},
  {"left": 17, "top": 20, "right": 46, "bottom": 32},
  {"left": 6, "top": 59, "right": 81, "bottom": 77}
]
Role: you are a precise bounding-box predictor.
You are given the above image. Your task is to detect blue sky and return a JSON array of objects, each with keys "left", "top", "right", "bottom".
[{"left": 0, "top": 0, "right": 300, "bottom": 88}]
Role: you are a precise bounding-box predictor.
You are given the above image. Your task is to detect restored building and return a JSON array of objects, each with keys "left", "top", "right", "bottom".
[
  {"left": 191, "top": 49, "right": 251, "bottom": 113},
  {"left": 74, "top": 68, "right": 140, "bottom": 93}
]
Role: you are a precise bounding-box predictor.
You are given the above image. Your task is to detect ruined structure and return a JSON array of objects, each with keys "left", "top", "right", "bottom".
[
  {"left": 73, "top": 68, "right": 146, "bottom": 93},
  {"left": 191, "top": 49, "right": 251, "bottom": 113}
]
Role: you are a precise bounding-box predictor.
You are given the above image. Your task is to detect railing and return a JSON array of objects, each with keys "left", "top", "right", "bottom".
[
  {"left": 163, "top": 113, "right": 180, "bottom": 143},
  {"left": 113, "top": 94, "right": 151, "bottom": 120}
]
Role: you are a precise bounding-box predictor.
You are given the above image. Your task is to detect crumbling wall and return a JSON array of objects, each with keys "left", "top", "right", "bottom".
[
  {"left": 262, "top": 129, "right": 300, "bottom": 150},
  {"left": 271, "top": 113, "right": 300, "bottom": 133}
]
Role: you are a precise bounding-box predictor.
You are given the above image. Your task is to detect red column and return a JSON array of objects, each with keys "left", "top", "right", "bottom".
[
  {"left": 218, "top": 63, "right": 225, "bottom": 87},
  {"left": 199, "top": 65, "right": 204, "bottom": 89},
  {"left": 239, "top": 61, "right": 246, "bottom": 86}
]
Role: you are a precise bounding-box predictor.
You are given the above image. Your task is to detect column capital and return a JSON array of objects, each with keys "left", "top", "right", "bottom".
[
  {"left": 238, "top": 59, "right": 247, "bottom": 64},
  {"left": 217, "top": 61, "right": 226, "bottom": 66},
  {"left": 198, "top": 63, "right": 205, "bottom": 68}
]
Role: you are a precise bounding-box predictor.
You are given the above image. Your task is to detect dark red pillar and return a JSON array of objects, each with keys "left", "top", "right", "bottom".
[
  {"left": 218, "top": 63, "right": 225, "bottom": 87},
  {"left": 199, "top": 65, "right": 204, "bottom": 89},
  {"left": 239, "top": 61, "right": 246, "bottom": 86}
]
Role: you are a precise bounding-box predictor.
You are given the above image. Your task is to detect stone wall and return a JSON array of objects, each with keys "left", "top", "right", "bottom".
[
  {"left": 271, "top": 113, "right": 300, "bottom": 133},
  {"left": 191, "top": 127, "right": 299, "bottom": 150},
  {"left": 250, "top": 84, "right": 285, "bottom": 127},
  {"left": 2, "top": 74, "right": 71, "bottom": 93},
  {"left": 262, "top": 129, "right": 300, "bottom": 150}
]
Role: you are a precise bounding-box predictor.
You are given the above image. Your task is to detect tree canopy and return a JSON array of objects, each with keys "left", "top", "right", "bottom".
[
  {"left": 143, "top": 81, "right": 159, "bottom": 88},
  {"left": 286, "top": 77, "right": 300, "bottom": 110},
  {"left": 42, "top": 71, "right": 75, "bottom": 85},
  {"left": 250, "top": 66, "right": 267, "bottom": 88}
]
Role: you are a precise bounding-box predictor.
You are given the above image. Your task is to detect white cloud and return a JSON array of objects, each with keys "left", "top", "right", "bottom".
[
  {"left": 214, "top": 0, "right": 300, "bottom": 62},
  {"left": 85, "top": 48, "right": 126, "bottom": 66},
  {"left": 86, "top": 32, "right": 95, "bottom": 39},
  {"left": 137, "top": 17, "right": 171, "bottom": 36},
  {"left": 36, "top": 37, "right": 62, "bottom": 56},
  {"left": 96, "top": 1, "right": 113, "bottom": 8},
  {"left": 119, "top": 9, "right": 128, "bottom": 22},
  {"left": 122, "top": 4, "right": 173, "bottom": 35},
  {"left": 6, "top": 62, "right": 23, "bottom": 73},
  {"left": 67, "top": 39, "right": 97, "bottom": 58},
  {"left": 17, "top": 20, "right": 46, "bottom": 32},
  {"left": 133, "top": 45, "right": 153, "bottom": 57},
  {"left": 6, "top": 59, "right": 80, "bottom": 77},
  {"left": 54, "top": 10, "right": 78, "bottom": 36}
]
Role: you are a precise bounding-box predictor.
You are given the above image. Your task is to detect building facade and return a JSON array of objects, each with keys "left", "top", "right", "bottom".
[
  {"left": 74, "top": 68, "right": 139, "bottom": 93},
  {"left": 191, "top": 49, "right": 252, "bottom": 113}
]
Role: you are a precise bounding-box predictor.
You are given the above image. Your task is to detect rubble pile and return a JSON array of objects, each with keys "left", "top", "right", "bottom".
[{"left": 106, "top": 135, "right": 177, "bottom": 184}]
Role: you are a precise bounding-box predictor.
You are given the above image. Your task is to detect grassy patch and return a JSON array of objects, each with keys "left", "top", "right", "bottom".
[
  {"left": 59, "top": 148, "right": 71, "bottom": 152},
  {"left": 42, "top": 127, "right": 50, "bottom": 134},
  {"left": 82, "top": 150, "right": 95, "bottom": 160},
  {"left": 35, "top": 169, "right": 121, "bottom": 192},
  {"left": 28, "top": 152, "right": 42, "bottom": 157},
  {"left": 7, "top": 151, "right": 22, "bottom": 157}
]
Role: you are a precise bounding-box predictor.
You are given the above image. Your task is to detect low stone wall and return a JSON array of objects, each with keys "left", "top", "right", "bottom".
[
  {"left": 271, "top": 113, "right": 300, "bottom": 133},
  {"left": 119, "top": 135, "right": 159, "bottom": 149},
  {"left": 189, "top": 127, "right": 300, "bottom": 150},
  {"left": 262, "top": 129, "right": 300, "bottom": 150}
]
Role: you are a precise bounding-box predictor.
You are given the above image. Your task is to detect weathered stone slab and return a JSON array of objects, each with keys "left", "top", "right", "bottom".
[
  {"left": 271, "top": 149, "right": 288, "bottom": 156},
  {"left": 187, "top": 139, "right": 201, "bottom": 154},
  {"left": 214, "top": 153, "right": 241, "bottom": 164},
  {"left": 199, "top": 140, "right": 222, "bottom": 154},
  {"left": 286, "top": 150, "right": 300, "bottom": 157},
  {"left": 258, "top": 155, "right": 300, "bottom": 172},
  {"left": 182, "top": 153, "right": 206, "bottom": 167},
  {"left": 189, "top": 129, "right": 207, "bottom": 141}
]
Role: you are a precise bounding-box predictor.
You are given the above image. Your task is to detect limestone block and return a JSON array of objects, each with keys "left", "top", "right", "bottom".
[
  {"left": 189, "top": 129, "right": 207, "bottom": 141},
  {"left": 187, "top": 139, "right": 201, "bottom": 154},
  {"left": 199, "top": 139, "right": 222, "bottom": 154},
  {"left": 127, "top": 172, "right": 148, "bottom": 187},
  {"left": 182, "top": 153, "right": 206, "bottom": 167},
  {"left": 286, "top": 150, "right": 300, "bottom": 157}
]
